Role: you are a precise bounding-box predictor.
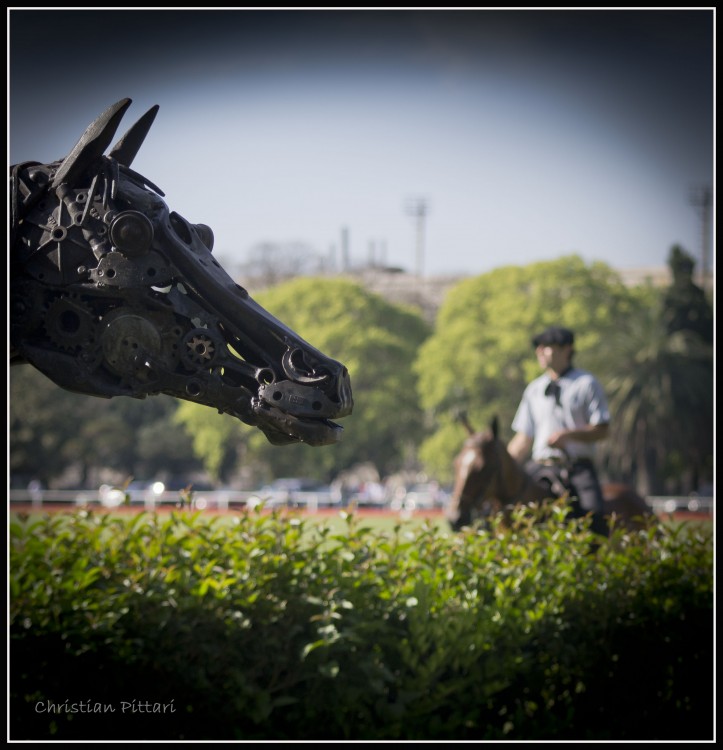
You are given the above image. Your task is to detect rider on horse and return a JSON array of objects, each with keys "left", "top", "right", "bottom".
[{"left": 507, "top": 326, "right": 611, "bottom": 536}]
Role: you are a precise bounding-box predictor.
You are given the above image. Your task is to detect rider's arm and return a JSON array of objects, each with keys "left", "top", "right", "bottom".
[
  {"left": 508, "top": 432, "right": 533, "bottom": 462},
  {"left": 547, "top": 423, "right": 610, "bottom": 449}
]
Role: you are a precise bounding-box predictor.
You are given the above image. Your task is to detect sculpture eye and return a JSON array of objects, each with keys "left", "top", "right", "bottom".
[{"left": 110, "top": 210, "right": 154, "bottom": 255}]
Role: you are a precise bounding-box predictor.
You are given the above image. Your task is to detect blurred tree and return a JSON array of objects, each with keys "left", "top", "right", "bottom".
[
  {"left": 598, "top": 301, "right": 713, "bottom": 495},
  {"left": 176, "top": 277, "right": 430, "bottom": 482},
  {"left": 238, "top": 241, "right": 327, "bottom": 288},
  {"left": 173, "top": 401, "right": 248, "bottom": 483},
  {"left": 662, "top": 245, "right": 713, "bottom": 343},
  {"left": 9, "top": 366, "right": 200, "bottom": 487},
  {"left": 413, "top": 256, "right": 646, "bottom": 483},
  {"left": 598, "top": 250, "right": 713, "bottom": 494},
  {"left": 134, "top": 416, "right": 205, "bottom": 479},
  {"left": 9, "top": 367, "right": 83, "bottom": 486},
  {"left": 12, "top": 252, "right": 710, "bottom": 494}
]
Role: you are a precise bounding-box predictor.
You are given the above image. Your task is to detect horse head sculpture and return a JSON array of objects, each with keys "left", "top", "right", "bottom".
[{"left": 10, "top": 98, "right": 353, "bottom": 446}]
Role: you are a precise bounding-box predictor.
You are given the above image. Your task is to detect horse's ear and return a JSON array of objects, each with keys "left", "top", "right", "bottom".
[
  {"left": 108, "top": 104, "right": 159, "bottom": 167},
  {"left": 454, "top": 408, "right": 475, "bottom": 436},
  {"left": 491, "top": 415, "right": 499, "bottom": 439},
  {"left": 51, "top": 98, "right": 132, "bottom": 188}
]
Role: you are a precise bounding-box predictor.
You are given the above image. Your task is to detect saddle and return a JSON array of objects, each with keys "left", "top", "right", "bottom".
[{"left": 528, "top": 463, "right": 573, "bottom": 500}]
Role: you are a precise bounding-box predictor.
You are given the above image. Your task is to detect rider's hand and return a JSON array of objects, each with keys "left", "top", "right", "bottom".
[{"left": 547, "top": 430, "right": 569, "bottom": 449}]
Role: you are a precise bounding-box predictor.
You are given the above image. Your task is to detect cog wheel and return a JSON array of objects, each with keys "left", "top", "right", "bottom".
[
  {"left": 44, "top": 296, "right": 96, "bottom": 351},
  {"left": 180, "top": 328, "right": 219, "bottom": 370},
  {"left": 100, "top": 308, "right": 163, "bottom": 378}
]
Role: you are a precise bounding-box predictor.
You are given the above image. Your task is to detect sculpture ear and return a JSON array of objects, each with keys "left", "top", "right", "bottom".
[
  {"left": 51, "top": 98, "right": 132, "bottom": 188},
  {"left": 491, "top": 415, "right": 499, "bottom": 439},
  {"left": 108, "top": 104, "right": 159, "bottom": 167}
]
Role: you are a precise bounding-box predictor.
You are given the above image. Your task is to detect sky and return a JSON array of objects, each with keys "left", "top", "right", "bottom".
[{"left": 8, "top": 8, "right": 715, "bottom": 280}]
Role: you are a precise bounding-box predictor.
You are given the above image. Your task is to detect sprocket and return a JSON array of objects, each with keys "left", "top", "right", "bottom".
[
  {"left": 44, "top": 296, "right": 97, "bottom": 352},
  {"left": 180, "top": 328, "right": 221, "bottom": 370}
]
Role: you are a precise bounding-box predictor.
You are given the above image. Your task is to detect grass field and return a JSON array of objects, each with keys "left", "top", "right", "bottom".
[
  {"left": 10, "top": 504, "right": 453, "bottom": 537},
  {"left": 10, "top": 502, "right": 710, "bottom": 539}
]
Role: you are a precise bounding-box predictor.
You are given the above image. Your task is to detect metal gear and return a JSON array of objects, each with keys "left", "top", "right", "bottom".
[
  {"left": 100, "top": 308, "right": 163, "bottom": 378},
  {"left": 180, "top": 328, "right": 219, "bottom": 370},
  {"left": 44, "top": 296, "right": 97, "bottom": 351}
]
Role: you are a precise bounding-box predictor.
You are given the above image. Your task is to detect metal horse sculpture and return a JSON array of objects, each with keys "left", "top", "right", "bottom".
[
  {"left": 10, "top": 99, "right": 352, "bottom": 446},
  {"left": 448, "top": 416, "right": 654, "bottom": 533}
]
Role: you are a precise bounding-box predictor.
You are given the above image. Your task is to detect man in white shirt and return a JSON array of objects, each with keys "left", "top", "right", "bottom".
[{"left": 508, "top": 326, "right": 610, "bottom": 535}]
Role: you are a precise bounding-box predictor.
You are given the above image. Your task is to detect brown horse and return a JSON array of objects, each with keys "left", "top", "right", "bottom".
[{"left": 448, "top": 416, "right": 654, "bottom": 533}]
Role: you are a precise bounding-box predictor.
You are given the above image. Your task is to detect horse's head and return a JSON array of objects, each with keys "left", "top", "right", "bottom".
[
  {"left": 10, "top": 99, "right": 352, "bottom": 446},
  {"left": 448, "top": 416, "right": 507, "bottom": 530}
]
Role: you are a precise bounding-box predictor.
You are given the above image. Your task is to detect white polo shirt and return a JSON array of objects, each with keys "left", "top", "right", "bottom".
[{"left": 511, "top": 367, "right": 610, "bottom": 462}]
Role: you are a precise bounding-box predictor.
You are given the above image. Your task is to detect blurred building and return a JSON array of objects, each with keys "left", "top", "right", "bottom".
[{"left": 346, "top": 264, "right": 677, "bottom": 323}]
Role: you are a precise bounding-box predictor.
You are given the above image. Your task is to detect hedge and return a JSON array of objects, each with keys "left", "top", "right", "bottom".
[{"left": 10, "top": 503, "right": 713, "bottom": 740}]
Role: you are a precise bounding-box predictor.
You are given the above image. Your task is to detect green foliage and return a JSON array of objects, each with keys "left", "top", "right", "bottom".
[
  {"left": 10, "top": 506, "right": 713, "bottom": 740},
  {"left": 662, "top": 245, "right": 713, "bottom": 343},
  {"left": 590, "top": 288, "right": 713, "bottom": 494},
  {"left": 9, "top": 367, "right": 201, "bottom": 485},
  {"left": 9, "top": 367, "right": 89, "bottom": 483},
  {"left": 181, "top": 277, "right": 431, "bottom": 480},
  {"left": 413, "top": 256, "right": 641, "bottom": 480},
  {"left": 173, "top": 401, "right": 248, "bottom": 482},
  {"left": 10, "top": 252, "right": 713, "bottom": 494}
]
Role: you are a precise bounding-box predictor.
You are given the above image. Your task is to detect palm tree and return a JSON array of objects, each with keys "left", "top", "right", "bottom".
[{"left": 599, "top": 301, "right": 713, "bottom": 495}]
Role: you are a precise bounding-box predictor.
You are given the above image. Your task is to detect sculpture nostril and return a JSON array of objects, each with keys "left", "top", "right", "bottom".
[
  {"left": 194, "top": 223, "right": 214, "bottom": 251},
  {"left": 169, "top": 211, "right": 192, "bottom": 244}
]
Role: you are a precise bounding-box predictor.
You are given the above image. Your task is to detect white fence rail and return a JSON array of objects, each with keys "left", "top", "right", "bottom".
[
  {"left": 8, "top": 488, "right": 256, "bottom": 511},
  {"left": 646, "top": 495, "right": 713, "bottom": 515},
  {"left": 9, "top": 489, "right": 714, "bottom": 515}
]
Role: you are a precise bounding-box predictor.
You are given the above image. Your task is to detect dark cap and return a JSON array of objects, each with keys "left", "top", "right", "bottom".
[{"left": 532, "top": 326, "right": 575, "bottom": 347}]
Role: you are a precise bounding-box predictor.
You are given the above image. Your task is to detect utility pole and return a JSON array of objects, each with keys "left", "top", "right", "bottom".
[
  {"left": 340, "top": 226, "right": 350, "bottom": 272},
  {"left": 688, "top": 185, "right": 712, "bottom": 291},
  {"left": 368, "top": 240, "right": 377, "bottom": 268},
  {"left": 405, "top": 197, "right": 429, "bottom": 277}
]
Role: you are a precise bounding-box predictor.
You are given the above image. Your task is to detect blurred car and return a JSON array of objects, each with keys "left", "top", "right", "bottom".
[
  {"left": 95, "top": 482, "right": 138, "bottom": 507},
  {"left": 350, "top": 481, "right": 387, "bottom": 507},
  {"left": 246, "top": 478, "right": 339, "bottom": 509},
  {"left": 390, "top": 482, "right": 451, "bottom": 511},
  {"left": 99, "top": 478, "right": 215, "bottom": 508},
  {"left": 150, "top": 478, "right": 216, "bottom": 508}
]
